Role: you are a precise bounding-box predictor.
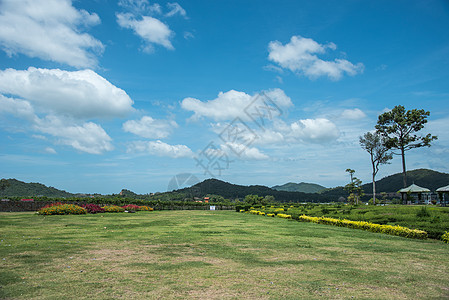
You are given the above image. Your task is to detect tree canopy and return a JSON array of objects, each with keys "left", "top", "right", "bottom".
[{"left": 375, "top": 105, "right": 437, "bottom": 187}]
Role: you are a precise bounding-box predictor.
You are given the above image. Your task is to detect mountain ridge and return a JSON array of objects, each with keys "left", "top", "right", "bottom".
[{"left": 272, "top": 182, "right": 327, "bottom": 193}]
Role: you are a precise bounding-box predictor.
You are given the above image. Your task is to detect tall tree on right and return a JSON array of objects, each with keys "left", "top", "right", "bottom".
[{"left": 375, "top": 105, "right": 437, "bottom": 188}]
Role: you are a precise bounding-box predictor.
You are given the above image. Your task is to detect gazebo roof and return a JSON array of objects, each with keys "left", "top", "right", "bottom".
[
  {"left": 399, "top": 184, "right": 430, "bottom": 193},
  {"left": 436, "top": 185, "right": 449, "bottom": 192}
]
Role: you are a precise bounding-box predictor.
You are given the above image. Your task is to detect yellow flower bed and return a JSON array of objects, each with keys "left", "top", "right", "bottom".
[
  {"left": 38, "top": 204, "right": 87, "bottom": 215},
  {"left": 299, "top": 215, "right": 427, "bottom": 240},
  {"left": 139, "top": 206, "right": 154, "bottom": 211},
  {"left": 276, "top": 213, "right": 292, "bottom": 219},
  {"left": 442, "top": 231, "right": 449, "bottom": 243},
  {"left": 102, "top": 205, "right": 125, "bottom": 213},
  {"left": 266, "top": 213, "right": 275, "bottom": 217}
]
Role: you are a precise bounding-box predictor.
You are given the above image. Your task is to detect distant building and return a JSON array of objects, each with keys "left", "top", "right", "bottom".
[
  {"left": 436, "top": 185, "right": 449, "bottom": 207},
  {"left": 399, "top": 184, "right": 431, "bottom": 205}
]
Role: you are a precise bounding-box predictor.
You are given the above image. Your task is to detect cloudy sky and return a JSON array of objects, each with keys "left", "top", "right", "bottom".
[{"left": 0, "top": 0, "right": 448, "bottom": 194}]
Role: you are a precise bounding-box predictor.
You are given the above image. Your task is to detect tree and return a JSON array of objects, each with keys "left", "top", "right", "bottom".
[
  {"left": 243, "top": 194, "right": 265, "bottom": 205},
  {"left": 344, "top": 177, "right": 364, "bottom": 205},
  {"left": 376, "top": 105, "right": 437, "bottom": 188},
  {"left": 345, "top": 169, "right": 355, "bottom": 183},
  {"left": 359, "top": 132, "right": 393, "bottom": 205},
  {"left": 263, "top": 195, "right": 275, "bottom": 204},
  {"left": 344, "top": 170, "right": 364, "bottom": 205},
  {"left": 0, "top": 179, "right": 9, "bottom": 192}
]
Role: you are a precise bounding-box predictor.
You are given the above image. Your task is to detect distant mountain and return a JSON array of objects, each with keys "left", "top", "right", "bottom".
[
  {"left": 0, "top": 179, "right": 74, "bottom": 198},
  {"left": 178, "top": 178, "right": 330, "bottom": 202},
  {"left": 272, "top": 182, "right": 326, "bottom": 193},
  {"left": 321, "top": 168, "right": 449, "bottom": 199}
]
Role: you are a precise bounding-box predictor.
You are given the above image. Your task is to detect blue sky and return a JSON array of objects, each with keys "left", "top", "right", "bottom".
[{"left": 0, "top": 0, "right": 448, "bottom": 194}]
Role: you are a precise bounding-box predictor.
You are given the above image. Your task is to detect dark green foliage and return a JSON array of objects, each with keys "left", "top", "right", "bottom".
[
  {"left": 416, "top": 206, "right": 430, "bottom": 218},
  {"left": 376, "top": 105, "right": 437, "bottom": 187},
  {"left": 0, "top": 178, "right": 73, "bottom": 197}
]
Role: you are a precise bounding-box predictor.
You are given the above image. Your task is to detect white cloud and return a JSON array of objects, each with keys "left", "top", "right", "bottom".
[
  {"left": 181, "top": 88, "right": 292, "bottom": 121},
  {"left": 118, "top": 0, "right": 162, "bottom": 15},
  {"left": 123, "top": 116, "right": 178, "bottom": 139},
  {"left": 339, "top": 108, "right": 367, "bottom": 120},
  {"left": 127, "top": 140, "right": 193, "bottom": 158},
  {"left": 34, "top": 115, "right": 113, "bottom": 154},
  {"left": 0, "top": 67, "right": 132, "bottom": 154},
  {"left": 166, "top": 3, "right": 187, "bottom": 18},
  {"left": 183, "top": 31, "right": 194, "bottom": 40},
  {"left": 0, "top": 0, "right": 103, "bottom": 68},
  {"left": 202, "top": 141, "right": 269, "bottom": 161},
  {"left": 117, "top": 12, "right": 173, "bottom": 51},
  {"left": 0, "top": 67, "right": 134, "bottom": 119},
  {"left": 289, "top": 118, "right": 340, "bottom": 143},
  {"left": 224, "top": 143, "right": 269, "bottom": 160},
  {"left": 268, "top": 35, "right": 364, "bottom": 80},
  {"left": 44, "top": 147, "right": 57, "bottom": 154},
  {"left": 0, "top": 94, "right": 36, "bottom": 121}
]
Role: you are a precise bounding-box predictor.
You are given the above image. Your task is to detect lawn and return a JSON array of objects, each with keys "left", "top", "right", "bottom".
[{"left": 1, "top": 210, "right": 448, "bottom": 299}]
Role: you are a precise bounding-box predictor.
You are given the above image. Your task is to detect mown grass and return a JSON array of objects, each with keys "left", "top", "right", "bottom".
[{"left": 1, "top": 211, "right": 448, "bottom": 299}]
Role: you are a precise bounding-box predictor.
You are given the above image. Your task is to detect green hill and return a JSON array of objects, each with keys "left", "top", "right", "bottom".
[
  {"left": 321, "top": 168, "right": 449, "bottom": 200},
  {"left": 370, "top": 169, "right": 449, "bottom": 193},
  {"left": 272, "top": 182, "right": 326, "bottom": 193},
  {"left": 0, "top": 178, "right": 74, "bottom": 198},
  {"left": 179, "top": 178, "right": 330, "bottom": 203}
]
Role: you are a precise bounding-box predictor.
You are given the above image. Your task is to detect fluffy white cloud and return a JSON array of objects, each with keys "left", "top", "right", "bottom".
[
  {"left": 117, "top": 13, "right": 173, "bottom": 51},
  {"left": 0, "top": 67, "right": 133, "bottom": 154},
  {"left": 181, "top": 88, "right": 292, "bottom": 121},
  {"left": 202, "top": 142, "right": 269, "bottom": 161},
  {"left": 223, "top": 143, "right": 269, "bottom": 160},
  {"left": 0, "top": 67, "right": 134, "bottom": 119},
  {"left": 0, "top": 0, "right": 103, "bottom": 68},
  {"left": 289, "top": 118, "right": 340, "bottom": 143},
  {"left": 123, "top": 116, "right": 178, "bottom": 139},
  {"left": 339, "top": 108, "right": 367, "bottom": 120},
  {"left": 34, "top": 115, "right": 113, "bottom": 154},
  {"left": 127, "top": 140, "right": 193, "bottom": 158},
  {"left": 0, "top": 94, "right": 36, "bottom": 121},
  {"left": 268, "top": 35, "right": 364, "bottom": 80}
]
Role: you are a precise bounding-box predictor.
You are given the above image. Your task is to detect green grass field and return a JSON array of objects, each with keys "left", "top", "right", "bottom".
[{"left": 1, "top": 211, "right": 448, "bottom": 299}]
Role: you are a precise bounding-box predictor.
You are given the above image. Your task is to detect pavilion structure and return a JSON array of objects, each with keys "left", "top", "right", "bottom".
[
  {"left": 436, "top": 185, "right": 449, "bottom": 207},
  {"left": 399, "top": 184, "right": 431, "bottom": 205}
]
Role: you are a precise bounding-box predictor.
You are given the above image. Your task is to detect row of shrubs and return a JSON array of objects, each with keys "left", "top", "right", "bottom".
[
  {"left": 299, "top": 215, "right": 428, "bottom": 240},
  {"left": 241, "top": 209, "right": 429, "bottom": 240},
  {"left": 37, "top": 203, "right": 154, "bottom": 215}
]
